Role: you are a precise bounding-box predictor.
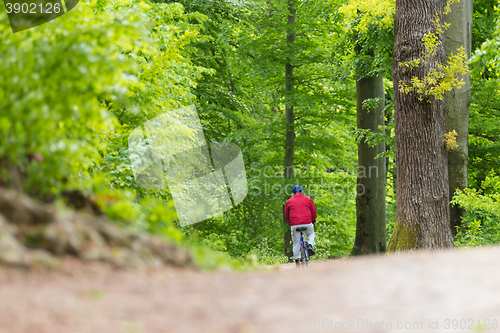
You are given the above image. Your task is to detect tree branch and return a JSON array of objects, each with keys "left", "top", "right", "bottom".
[
  {"left": 227, "top": 41, "right": 255, "bottom": 59},
  {"left": 470, "top": 132, "right": 497, "bottom": 142}
]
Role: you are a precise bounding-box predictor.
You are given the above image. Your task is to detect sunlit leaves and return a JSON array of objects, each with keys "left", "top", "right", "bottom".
[
  {"left": 338, "top": 0, "right": 394, "bottom": 33},
  {"left": 0, "top": 0, "right": 150, "bottom": 192},
  {"left": 399, "top": 46, "right": 469, "bottom": 101}
]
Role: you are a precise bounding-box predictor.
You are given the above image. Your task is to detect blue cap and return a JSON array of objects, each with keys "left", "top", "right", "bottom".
[{"left": 292, "top": 185, "right": 303, "bottom": 194}]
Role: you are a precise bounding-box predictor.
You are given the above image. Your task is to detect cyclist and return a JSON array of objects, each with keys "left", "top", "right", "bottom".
[{"left": 285, "top": 185, "right": 317, "bottom": 265}]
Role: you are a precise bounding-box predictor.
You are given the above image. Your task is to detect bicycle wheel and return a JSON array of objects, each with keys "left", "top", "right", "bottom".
[
  {"left": 304, "top": 240, "right": 310, "bottom": 263},
  {"left": 300, "top": 240, "right": 306, "bottom": 264}
]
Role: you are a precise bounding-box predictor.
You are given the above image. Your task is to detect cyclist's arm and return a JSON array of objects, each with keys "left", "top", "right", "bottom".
[
  {"left": 310, "top": 199, "right": 317, "bottom": 222},
  {"left": 284, "top": 201, "right": 290, "bottom": 224}
]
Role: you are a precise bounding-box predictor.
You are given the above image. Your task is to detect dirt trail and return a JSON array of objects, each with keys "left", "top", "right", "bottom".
[{"left": 1, "top": 246, "right": 500, "bottom": 333}]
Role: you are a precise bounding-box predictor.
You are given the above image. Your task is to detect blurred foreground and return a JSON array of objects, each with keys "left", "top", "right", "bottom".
[{"left": 1, "top": 246, "right": 499, "bottom": 333}]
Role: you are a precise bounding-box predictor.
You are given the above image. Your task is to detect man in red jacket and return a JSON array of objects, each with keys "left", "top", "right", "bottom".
[{"left": 285, "top": 185, "right": 317, "bottom": 265}]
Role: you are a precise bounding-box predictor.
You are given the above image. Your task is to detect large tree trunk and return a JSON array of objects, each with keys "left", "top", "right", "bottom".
[
  {"left": 351, "top": 73, "right": 387, "bottom": 255},
  {"left": 445, "top": 0, "right": 472, "bottom": 235},
  {"left": 283, "top": 0, "right": 296, "bottom": 259},
  {"left": 389, "top": 0, "right": 455, "bottom": 251}
]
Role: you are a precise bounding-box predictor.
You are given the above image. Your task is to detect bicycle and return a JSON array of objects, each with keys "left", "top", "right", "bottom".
[{"left": 296, "top": 226, "right": 310, "bottom": 267}]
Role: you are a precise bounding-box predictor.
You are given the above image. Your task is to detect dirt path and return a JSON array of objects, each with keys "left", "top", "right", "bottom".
[{"left": 1, "top": 246, "right": 500, "bottom": 333}]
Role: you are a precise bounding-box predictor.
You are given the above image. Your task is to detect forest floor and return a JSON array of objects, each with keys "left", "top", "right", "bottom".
[{"left": 1, "top": 246, "right": 500, "bottom": 333}]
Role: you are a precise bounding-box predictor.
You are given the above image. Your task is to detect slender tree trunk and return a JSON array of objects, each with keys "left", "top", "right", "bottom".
[
  {"left": 283, "top": 0, "right": 296, "bottom": 259},
  {"left": 445, "top": 0, "right": 472, "bottom": 235},
  {"left": 389, "top": 0, "right": 455, "bottom": 251},
  {"left": 352, "top": 72, "right": 387, "bottom": 255}
]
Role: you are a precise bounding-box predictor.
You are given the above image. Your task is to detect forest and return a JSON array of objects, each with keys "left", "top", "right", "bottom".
[{"left": 1, "top": 0, "right": 500, "bottom": 270}]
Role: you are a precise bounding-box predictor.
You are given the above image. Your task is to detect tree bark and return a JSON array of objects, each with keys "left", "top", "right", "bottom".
[
  {"left": 389, "top": 0, "right": 455, "bottom": 251},
  {"left": 351, "top": 74, "right": 387, "bottom": 255},
  {"left": 445, "top": 0, "right": 472, "bottom": 235},
  {"left": 283, "top": 0, "right": 296, "bottom": 259}
]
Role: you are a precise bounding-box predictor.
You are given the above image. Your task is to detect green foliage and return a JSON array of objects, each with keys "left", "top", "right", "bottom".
[
  {"left": 468, "top": 8, "right": 500, "bottom": 204},
  {"left": 0, "top": 0, "right": 246, "bottom": 269},
  {"left": 339, "top": 0, "right": 394, "bottom": 78},
  {"left": 452, "top": 178, "right": 500, "bottom": 247},
  {"left": 251, "top": 240, "right": 288, "bottom": 266},
  {"left": 471, "top": 4, "right": 500, "bottom": 79},
  {"left": 454, "top": 219, "right": 484, "bottom": 247},
  {"left": 355, "top": 94, "right": 394, "bottom": 157},
  {"left": 182, "top": 231, "right": 259, "bottom": 271},
  {"left": 452, "top": 5, "right": 500, "bottom": 250},
  {"left": 99, "top": 0, "right": 210, "bottom": 192},
  {"left": 339, "top": 0, "right": 394, "bottom": 33},
  {"left": 386, "top": 220, "right": 395, "bottom": 244},
  {"left": 467, "top": 78, "right": 500, "bottom": 189},
  {"left": 0, "top": 0, "right": 149, "bottom": 193},
  {"left": 472, "top": 0, "right": 498, "bottom": 51}
]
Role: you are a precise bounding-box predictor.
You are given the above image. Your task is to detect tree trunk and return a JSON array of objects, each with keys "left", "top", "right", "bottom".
[
  {"left": 445, "top": 0, "right": 472, "bottom": 235},
  {"left": 389, "top": 0, "right": 455, "bottom": 251},
  {"left": 351, "top": 74, "right": 387, "bottom": 255},
  {"left": 283, "top": 0, "right": 296, "bottom": 259}
]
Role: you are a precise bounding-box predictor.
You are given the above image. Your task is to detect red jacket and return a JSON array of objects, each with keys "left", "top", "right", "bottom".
[{"left": 285, "top": 192, "right": 317, "bottom": 226}]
